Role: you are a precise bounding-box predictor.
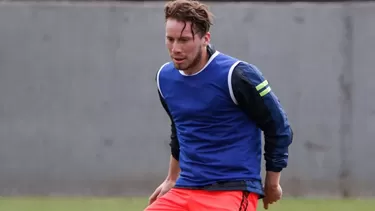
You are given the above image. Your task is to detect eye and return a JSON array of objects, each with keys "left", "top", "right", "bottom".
[{"left": 179, "top": 37, "right": 189, "bottom": 42}]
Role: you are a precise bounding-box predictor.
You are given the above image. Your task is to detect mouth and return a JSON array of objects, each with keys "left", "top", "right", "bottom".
[{"left": 173, "top": 58, "right": 185, "bottom": 64}]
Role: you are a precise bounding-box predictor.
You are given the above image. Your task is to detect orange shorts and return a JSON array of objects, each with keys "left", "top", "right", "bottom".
[{"left": 144, "top": 188, "right": 258, "bottom": 211}]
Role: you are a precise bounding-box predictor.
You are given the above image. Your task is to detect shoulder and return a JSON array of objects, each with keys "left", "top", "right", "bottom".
[
  {"left": 155, "top": 61, "right": 174, "bottom": 81},
  {"left": 214, "top": 53, "right": 263, "bottom": 81},
  {"left": 156, "top": 62, "right": 173, "bottom": 98},
  {"left": 232, "top": 61, "right": 266, "bottom": 86},
  {"left": 156, "top": 62, "right": 172, "bottom": 76},
  {"left": 231, "top": 62, "right": 273, "bottom": 99}
]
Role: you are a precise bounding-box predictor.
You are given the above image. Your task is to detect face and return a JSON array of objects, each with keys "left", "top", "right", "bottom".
[{"left": 165, "top": 18, "right": 210, "bottom": 71}]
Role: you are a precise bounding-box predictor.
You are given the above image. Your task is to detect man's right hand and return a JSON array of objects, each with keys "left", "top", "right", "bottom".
[{"left": 148, "top": 180, "right": 176, "bottom": 205}]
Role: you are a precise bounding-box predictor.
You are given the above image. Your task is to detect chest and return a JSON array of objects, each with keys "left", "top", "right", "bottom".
[{"left": 162, "top": 77, "right": 233, "bottom": 121}]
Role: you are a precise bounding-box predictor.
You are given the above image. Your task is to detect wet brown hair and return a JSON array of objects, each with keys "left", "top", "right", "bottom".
[{"left": 164, "top": 0, "right": 214, "bottom": 38}]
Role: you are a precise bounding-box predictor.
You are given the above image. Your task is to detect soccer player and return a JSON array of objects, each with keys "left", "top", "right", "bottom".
[{"left": 145, "top": 0, "right": 293, "bottom": 210}]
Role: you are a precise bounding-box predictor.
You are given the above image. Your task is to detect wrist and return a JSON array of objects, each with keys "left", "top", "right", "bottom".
[
  {"left": 165, "top": 179, "right": 176, "bottom": 183},
  {"left": 265, "top": 171, "right": 281, "bottom": 187},
  {"left": 165, "top": 175, "right": 178, "bottom": 183},
  {"left": 265, "top": 183, "right": 279, "bottom": 189}
]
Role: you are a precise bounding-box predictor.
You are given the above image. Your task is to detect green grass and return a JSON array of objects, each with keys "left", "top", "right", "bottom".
[{"left": 0, "top": 197, "right": 374, "bottom": 211}]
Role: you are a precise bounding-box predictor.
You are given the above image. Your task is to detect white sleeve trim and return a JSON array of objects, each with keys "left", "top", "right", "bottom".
[
  {"left": 156, "top": 62, "right": 169, "bottom": 99},
  {"left": 228, "top": 61, "right": 241, "bottom": 105}
]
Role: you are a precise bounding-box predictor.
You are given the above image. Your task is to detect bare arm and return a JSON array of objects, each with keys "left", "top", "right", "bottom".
[
  {"left": 166, "top": 155, "right": 180, "bottom": 182},
  {"left": 265, "top": 171, "right": 280, "bottom": 188}
]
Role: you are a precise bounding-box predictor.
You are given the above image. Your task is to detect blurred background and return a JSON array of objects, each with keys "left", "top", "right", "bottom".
[{"left": 0, "top": 0, "right": 374, "bottom": 210}]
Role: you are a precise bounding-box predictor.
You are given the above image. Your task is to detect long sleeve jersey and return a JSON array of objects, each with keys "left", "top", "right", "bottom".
[{"left": 156, "top": 44, "right": 293, "bottom": 197}]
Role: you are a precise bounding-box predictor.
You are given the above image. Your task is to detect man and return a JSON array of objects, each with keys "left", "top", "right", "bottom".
[{"left": 145, "top": 0, "right": 293, "bottom": 210}]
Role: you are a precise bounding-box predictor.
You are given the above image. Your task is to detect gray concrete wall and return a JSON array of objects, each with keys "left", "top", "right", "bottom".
[{"left": 0, "top": 1, "right": 374, "bottom": 197}]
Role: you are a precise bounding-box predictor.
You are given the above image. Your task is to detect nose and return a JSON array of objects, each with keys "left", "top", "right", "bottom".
[{"left": 171, "top": 42, "right": 182, "bottom": 54}]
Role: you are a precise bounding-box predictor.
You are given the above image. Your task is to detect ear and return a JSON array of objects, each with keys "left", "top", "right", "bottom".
[{"left": 203, "top": 32, "right": 211, "bottom": 46}]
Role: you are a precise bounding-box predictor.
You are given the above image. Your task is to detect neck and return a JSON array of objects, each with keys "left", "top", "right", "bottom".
[{"left": 182, "top": 47, "right": 209, "bottom": 76}]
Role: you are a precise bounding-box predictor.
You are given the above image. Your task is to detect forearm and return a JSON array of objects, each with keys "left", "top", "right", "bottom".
[
  {"left": 264, "top": 131, "right": 292, "bottom": 172},
  {"left": 265, "top": 171, "right": 281, "bottom": 187},
  {"left": 165, "top": 155, "right": 180, "bottom": 182}
]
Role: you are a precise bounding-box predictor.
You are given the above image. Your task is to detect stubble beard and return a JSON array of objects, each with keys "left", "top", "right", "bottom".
[{"left": 174, "top": 48, "right": 202, "bottom": 73}]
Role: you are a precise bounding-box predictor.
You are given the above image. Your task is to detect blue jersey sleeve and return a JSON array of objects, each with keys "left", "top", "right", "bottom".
[{"left": 231, "top": 62, "right": 293, "bottom": 172}]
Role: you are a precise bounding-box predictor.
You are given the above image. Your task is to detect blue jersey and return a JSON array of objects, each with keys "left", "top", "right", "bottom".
[{"left": 156, "top": 45, "right": 293, "bottom": 197}]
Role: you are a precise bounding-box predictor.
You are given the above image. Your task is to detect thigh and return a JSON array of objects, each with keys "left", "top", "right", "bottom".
[
  {"left": 189, "top": 190, "right": 258, "bottom": 211},
  {"left": 144, "top": 188, "right": 190, "bottom": 211}
]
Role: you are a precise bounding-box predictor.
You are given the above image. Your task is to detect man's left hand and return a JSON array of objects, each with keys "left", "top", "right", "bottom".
[{"left": 262, "top": 184, "right": 282, "bottom": 210}]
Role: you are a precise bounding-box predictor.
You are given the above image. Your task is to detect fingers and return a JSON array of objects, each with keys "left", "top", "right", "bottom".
[
  {"left": 267, "top": 197, "right": 278, "bottom": 204},
  {"left": 264, "top": 196, "right": 278, "bottom": 205},
  {"left": 149, "top": 188, "right": 169, "bottom": 205},
  {"left": 148, "top": 188, "right": 161, "bottom": 205},
  {"left": 263, "top": 197, "right": 278, "bottom": 210},
  {"left": 263, "top": 198, "right": 269, "bottom": 210},
  {"left": 148, "top": 196, "right": 155, "bottom": 205},
  {"left": 263, "top": 188, "right": 282, "bottom": 209},
  {"left": 157, "top": 190, "right": 165, "bottom": 199},
  {"left": 148, "top": 195, "right": 157, "bottom": 205}
]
